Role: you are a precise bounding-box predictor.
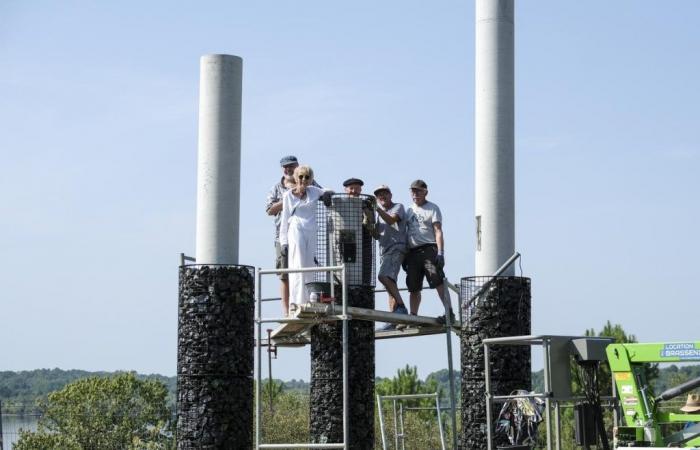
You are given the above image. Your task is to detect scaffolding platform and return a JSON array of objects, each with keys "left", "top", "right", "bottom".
[{"left": 267, "top": 302, "right": 461, "bottom": 347}]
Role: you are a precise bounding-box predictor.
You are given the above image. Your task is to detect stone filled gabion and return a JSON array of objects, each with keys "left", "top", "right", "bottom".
[
  {"left": 177, "top": 265, "right": 254, "bottom": 450},
  {"left": 310, "top": 286, "right": 374, "bottom": 449},
  {"left": 459, "top": 277, "right": 531, "bottom": 450}
]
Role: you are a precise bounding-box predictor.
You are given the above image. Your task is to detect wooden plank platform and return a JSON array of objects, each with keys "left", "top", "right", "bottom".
[{"left": 267, "top": 302, "right": 461, "bottom": 347}]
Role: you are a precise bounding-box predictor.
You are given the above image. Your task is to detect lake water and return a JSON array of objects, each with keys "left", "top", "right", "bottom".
[{"left": 1, "top": 415, "right": 39, "bottom": 449}]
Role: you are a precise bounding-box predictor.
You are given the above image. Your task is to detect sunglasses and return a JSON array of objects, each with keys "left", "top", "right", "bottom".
[{"left": 298, "top": 175, "right": 311, "bottom": 180}]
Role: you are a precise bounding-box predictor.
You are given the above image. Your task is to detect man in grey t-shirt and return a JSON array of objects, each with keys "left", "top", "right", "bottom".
[
  {"left": 405, "top": 179, "right": 453, "bottom": 324},
  {"left": 373, "top": 185, "right": 408, "bottom": 330}
]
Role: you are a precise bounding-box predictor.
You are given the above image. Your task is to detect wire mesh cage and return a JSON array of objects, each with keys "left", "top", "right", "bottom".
[
  {"left": 460, "top": 276, "right": 531, "bottom": 327},
  {"left": 314, "top": 193, "right": 376, "bottom": 287}
]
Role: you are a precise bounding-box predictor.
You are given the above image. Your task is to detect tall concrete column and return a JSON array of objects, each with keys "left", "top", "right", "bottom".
[
  {"left": 475, "top": 0, "right": 515, "bottom": 276},
  {"left": 195, "top": 54, "right": 243, "bottom": 265}
]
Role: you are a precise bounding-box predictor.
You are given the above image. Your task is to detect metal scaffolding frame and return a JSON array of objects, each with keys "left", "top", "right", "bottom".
[
  {"left": 377, "top": 392, "right": 447, "bottom": 450},
  {"left": 482, "top": 335, "right": 615, "bottom": 450},
  {"left": 256, "top": 264, "right": 349, "bottom": 450},
  {"left": 254, "top": 264, "right": 462, "bottom": 450}
]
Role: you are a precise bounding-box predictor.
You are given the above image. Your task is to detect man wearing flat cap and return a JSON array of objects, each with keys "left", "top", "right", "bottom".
[
  {"left": 266, "top": 155, "right": 321, "bottom": 316},
  {"left": 373, "top": 184, "right": 409, "bottom": 330},
  {"left": 343, "top": 177, "right": 364, "bottom": 196},
  {"left": 342, "top": 177, "right": 378, "bottom": 283},
  {"left": 342, "top": 177, "right": 376, "bottom": 228},
  {"left": 405, "top": 179, "right": 453, "bottom": 324}
]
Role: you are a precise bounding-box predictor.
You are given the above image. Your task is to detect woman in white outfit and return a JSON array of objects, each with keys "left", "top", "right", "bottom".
[{"left": 279, "top": 166, "right": 329, "bottom": 310}]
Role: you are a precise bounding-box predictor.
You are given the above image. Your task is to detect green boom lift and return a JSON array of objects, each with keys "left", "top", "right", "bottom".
[{"left": 607, "top": 342, "right": 700, "bottom": 448}]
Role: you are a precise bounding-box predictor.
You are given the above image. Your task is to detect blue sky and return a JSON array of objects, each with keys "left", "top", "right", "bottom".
[{"left": 1, "top": 1, "right": 698, "bottom": 380}]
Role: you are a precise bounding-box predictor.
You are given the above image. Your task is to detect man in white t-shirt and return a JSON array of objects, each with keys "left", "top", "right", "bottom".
[{"left": 404, "top": 179, "right": 453, "bottom": 324}]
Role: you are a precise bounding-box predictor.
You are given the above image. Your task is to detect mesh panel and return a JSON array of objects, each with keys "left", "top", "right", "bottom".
[
  {"left": 314, "top": 200, "right": 330, "bottom": 282},
  {"left": 315, "top": 194, "right": 376, "bottom": 287},
  {"left": 460, "top": 276, "right": 532, "bottom": 327}
]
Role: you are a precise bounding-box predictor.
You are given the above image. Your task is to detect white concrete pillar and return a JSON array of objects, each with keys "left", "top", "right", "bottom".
[
  {"left": 195, "top": 54, "right": 243, "bottom": 265},
  {"left": 475, "top": 0, "right": 515, "bottom": 276}
]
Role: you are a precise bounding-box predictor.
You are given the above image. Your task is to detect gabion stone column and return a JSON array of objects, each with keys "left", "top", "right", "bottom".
[
  {"left": 310, "top": 194, "right": 376, "bottom": 449},
  {"left": 177, "top": 265, "right": 254, "bottom": 449},
  {"left": 310, "top": 286, "right": 375, "bottom": 448},
  {"left": 460, "top": 276, "right": 531, "bottom": 449}
]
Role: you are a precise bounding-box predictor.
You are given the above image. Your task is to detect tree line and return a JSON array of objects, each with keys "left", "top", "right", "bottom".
[{"left": 3, "top": 321, "right": 699, "bottom": 449}]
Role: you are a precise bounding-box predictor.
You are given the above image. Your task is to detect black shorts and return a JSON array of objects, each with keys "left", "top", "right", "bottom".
[
  {"left": 275, "top": 241, "right": 288, "bottom": 280},
  {"left": 405, "top": 244, "right": 444, "bottom": 292}
]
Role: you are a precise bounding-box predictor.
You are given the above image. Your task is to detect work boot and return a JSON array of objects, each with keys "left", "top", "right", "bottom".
[
  {"left": 436, "top": 310, "right": 456, "bottom": 326},
  {"left": 394, "top": 304, "right": 408, "bottom": 315},
  {"left": 377, "top": 322, "right": 397, "bottom": 332}
]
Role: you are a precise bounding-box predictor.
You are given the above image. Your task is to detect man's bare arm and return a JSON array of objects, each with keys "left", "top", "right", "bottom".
[
  {"left": 433, "top": 222, "right": 444, "bottom": 254},
  {"left": 267, "top": 201, "right": 283, "bottom": 216},
  {"left": 377, "top": 207, "right": 399, "bottom": 225}
]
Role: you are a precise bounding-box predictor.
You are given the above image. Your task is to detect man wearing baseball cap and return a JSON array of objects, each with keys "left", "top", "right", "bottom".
[
  {"left": 404, "top": 179, "right": 453, "bottom": 324},
  {"left": 373, "top": 184, "right": 409, "bottom": 330}
]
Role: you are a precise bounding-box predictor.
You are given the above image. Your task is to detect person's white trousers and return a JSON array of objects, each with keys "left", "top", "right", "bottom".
[{"left": 288, "top": 218, "right": 317, "bottom": 305}]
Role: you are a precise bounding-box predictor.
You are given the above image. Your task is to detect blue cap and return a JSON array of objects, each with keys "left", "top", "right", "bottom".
[{"left": 280, "top": 155, "right": 298, "bottom": 167}]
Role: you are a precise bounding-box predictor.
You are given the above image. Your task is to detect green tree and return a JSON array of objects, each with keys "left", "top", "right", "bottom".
[
  {"left": 14, "top": 373, "right": 174, "bottom": 450},
  {"left": 376, "top": 365, "right": 439, "bottom": 398},
  {"left": 259, "top": 391, "right": 310, "bottom": 444}
]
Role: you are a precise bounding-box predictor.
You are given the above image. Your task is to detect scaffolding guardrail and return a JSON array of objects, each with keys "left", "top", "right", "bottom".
[
  {"left": 377, "top": 392, "right": 447, "bottom": 450},
  {"left": 482, "top": 335, "right": 615, "bottom": 450},
  {"left": 255, "top": 264, "right": 349, "bottom": 450}
]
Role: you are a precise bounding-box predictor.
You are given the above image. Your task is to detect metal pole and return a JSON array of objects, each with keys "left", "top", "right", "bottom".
[
  {"left": 399, "top": 403, "right": 406, "bottom": 450},
  {"left": 435, "top": 392, "right": 447, "bottom": 450},
  {"left": 377, "top": 395, "right": 387, "bottom": 450},
  {"left": 393, "top": 399, "right": 399, "bottom": 450},
  {"left": 330, "top": 266, "right": 335, "bottom": 301},
  {"left": 442, "top": 287, "right": 458, "bottom": 450},
  {"left": 255, "top": 268, "right": 262, "bottom": 449},
  {"left": 467, "top": 252, "right": 520, "bottom": 307},
  {"left": 444, "top": 278, "right": 461, "bottom": 319},
  {"left": 267, "top": 328, "right": 274, "bottom": 414},
  {"left": 484, "top": 342, "right": 493, "bottom": 450},
  {"left": 341, "top": 266, "right": 349, "bottom": 450},
  {"left": 542, "top": 338, "right": 553, "bottom": 450},
  {"left": 554, "top": 401, "right": 561, "bottom": 450}
]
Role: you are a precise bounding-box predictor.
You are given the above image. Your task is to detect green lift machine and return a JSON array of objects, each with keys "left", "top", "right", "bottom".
[{"left": 607, "top": 342, "right": 700, "bottom": 448}]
